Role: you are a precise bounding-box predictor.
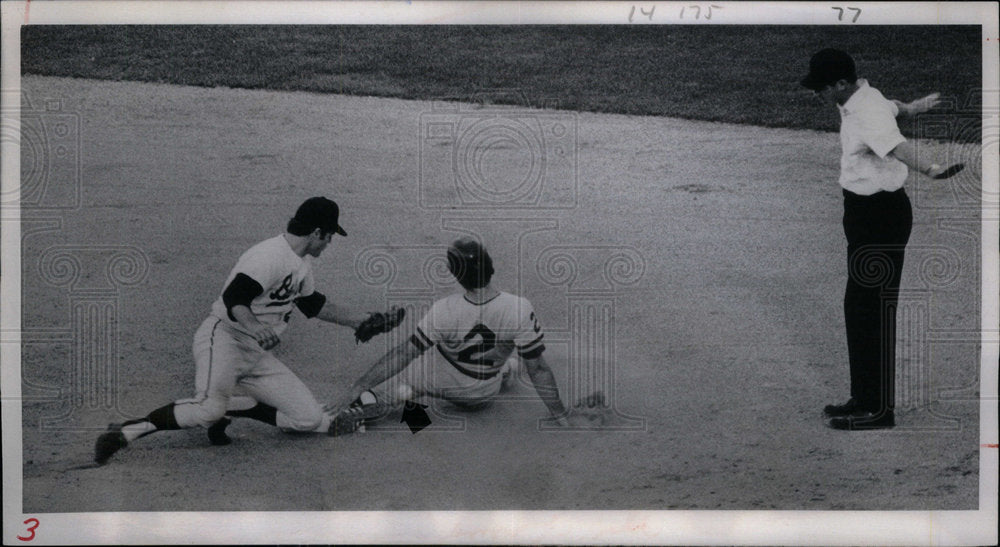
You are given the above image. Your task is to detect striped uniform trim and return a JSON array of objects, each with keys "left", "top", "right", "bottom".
[
  {"left": 174, "top": 318, "right": 222, "bottom": 416},
  {"left": 410, "top": 327, "right": 434, "bottom": 352},
  {"left": 436, "top": 346, "right": 501, "bottom": 380},
  {"left": 206, "top": 318, "right": 221, "bottom": 394},
  {"left": 517, "top": 333, "right": 545, "bottom": 359}
]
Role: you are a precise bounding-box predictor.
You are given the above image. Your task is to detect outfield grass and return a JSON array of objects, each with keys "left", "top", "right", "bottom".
[{"left": 21, "top": 25, "right": 982, "bottom": 139}]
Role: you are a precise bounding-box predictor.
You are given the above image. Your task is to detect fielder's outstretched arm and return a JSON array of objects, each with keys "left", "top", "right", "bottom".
[
  {"left": 295, "top": 291, "right": 374, "bottom": 330},
  {"left": 325, "top": 339, "right": 425, "bottom": 415},
  {"left": 522, "top": 354, "right": 570, "bottom": 423},
  {"left": 311, "top": 297, "right": 369, "bottom": 330},
  {"left": 297, "top": 294, "right": 405, "bottom": 343}
]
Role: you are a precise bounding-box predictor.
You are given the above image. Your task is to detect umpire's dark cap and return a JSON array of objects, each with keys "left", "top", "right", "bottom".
[
  {"left": 801, "top": 48, "right": 857, "bottom": 91},
  {"left": 293, "top": 197, "right": 347, "bottom": 236}
]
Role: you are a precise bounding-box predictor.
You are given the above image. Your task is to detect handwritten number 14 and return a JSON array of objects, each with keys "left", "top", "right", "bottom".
[{"left": 628, "top": 5, "right": 655, "bottom": 22}]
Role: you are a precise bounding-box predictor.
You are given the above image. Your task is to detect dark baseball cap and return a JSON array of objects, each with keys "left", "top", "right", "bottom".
[
  {"left": 447, "top": 237, "right": 494, "bottom": 289},
  {"left": 800, "top": 48, "right": 857, "bottom": 91},
  {"left": 293, "top": 197, "right": 347, "bottom": 236}
]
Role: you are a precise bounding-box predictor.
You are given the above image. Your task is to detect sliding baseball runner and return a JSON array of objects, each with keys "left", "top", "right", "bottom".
[{"left": 323, "top": 237, "right": 605, "bottom": 435}]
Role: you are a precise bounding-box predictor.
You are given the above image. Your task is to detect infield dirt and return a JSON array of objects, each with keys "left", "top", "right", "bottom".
[{"left": 19, "top": 75, "right": 981, "bottom": 511}]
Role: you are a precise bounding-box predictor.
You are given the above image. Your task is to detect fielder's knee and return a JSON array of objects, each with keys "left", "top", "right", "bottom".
[
  {"left": 173, "top": 398, "right": 226, "bottom": 428},
  {"left": 367, "top": 382, "right": 415, "bottom": 408},
  {"left": 276, "top": 407, "right": 323, "bottom": 432}
]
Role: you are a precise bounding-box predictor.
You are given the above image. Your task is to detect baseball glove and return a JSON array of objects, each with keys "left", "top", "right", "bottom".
[{"left": 355, "top": 307, "right": 405, "bottom": 344}]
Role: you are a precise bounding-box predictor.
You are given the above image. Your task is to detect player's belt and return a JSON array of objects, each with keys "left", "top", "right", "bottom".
[{"left": 437, "top": 346, "right": 500, "bottom": 380}]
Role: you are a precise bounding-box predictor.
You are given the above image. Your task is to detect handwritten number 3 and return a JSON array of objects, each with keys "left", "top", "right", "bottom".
[{"left": 18, "top": 518, "right": 39, "bottom": 541}]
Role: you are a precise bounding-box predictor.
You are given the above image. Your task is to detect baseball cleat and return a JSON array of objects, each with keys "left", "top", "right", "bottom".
[
  {"left": 328, "top": 406, "right": 366, "bottom": 437},
  {"left": 207, "top": 417, "right": 232, "bottom": 446},
  {"left": 94, "top": 424, "right": 128, "bottom": 465}
]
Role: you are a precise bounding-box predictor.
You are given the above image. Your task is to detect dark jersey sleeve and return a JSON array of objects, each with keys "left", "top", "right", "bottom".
[
  {"left": 294, "top": 291, "right": 327, "bottom": 319},
  {"left": 222, "top": 273, "right": 264, "bottom": 321}
]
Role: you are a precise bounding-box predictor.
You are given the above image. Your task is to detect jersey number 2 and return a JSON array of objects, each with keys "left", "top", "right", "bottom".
[{"left": 455, "top": 324, "right": 496, "bottom": 366}]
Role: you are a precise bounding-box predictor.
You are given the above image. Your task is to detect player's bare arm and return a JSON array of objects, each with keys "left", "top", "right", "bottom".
[
  {"left": 324, "top": 338, "right": 425, "bottom": 415},
  {"left": 522, "top": 354, "right": 570, "bottom": 422},
  {"left": 222, "top": 271, "right": 280, "bottom": 349},
  {"left": 296, "top": 293, "right": 405, "bottom": 344},
  {"left": 523, "top": 355, "right": 596, "bottom": 427},
  {"left": 230, "top": 305, "right": 280, "bottom": 350},
  {"left": 312, "top": 299, "right": 369, "bottom": 329}
]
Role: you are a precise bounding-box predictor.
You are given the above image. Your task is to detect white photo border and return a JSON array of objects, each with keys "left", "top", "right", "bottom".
[{"left": 2, "top": 1, "right": 997, "bottom": 545}]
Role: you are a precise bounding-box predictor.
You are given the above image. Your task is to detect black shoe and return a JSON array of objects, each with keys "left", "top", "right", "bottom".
[
  {"left": 326, "top": 401, "right": 388, "bottom": 437},
  {"left": 828, "top": 410, "right": 895, "bottom": 430},
  {"left": 94, "top": 424, "right": 128, "bottom": 465},
  {"left": 328, "top": 406, "right": 366, "bottom": 437},
  {"left": 823, "top": 397, "right": 861, "bottom": 417},
  {"left": 207, "top": 417, "right": 232, "bottom": 446}
]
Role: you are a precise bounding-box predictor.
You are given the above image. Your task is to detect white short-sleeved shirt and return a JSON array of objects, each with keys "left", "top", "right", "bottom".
[
  {"left": 410, "top": 291, "right": 545, "bottom": 380},
  {"left": 837, "top": 79, "right": 909, "bottom": 195},
  {"left": 210, "top": 235, "right": 315, "bottom": 335}
]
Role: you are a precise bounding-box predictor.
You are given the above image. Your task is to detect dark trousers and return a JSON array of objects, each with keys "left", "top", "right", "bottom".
[{"left": 842, "top": 188, "right": 912, "bottom": 415}]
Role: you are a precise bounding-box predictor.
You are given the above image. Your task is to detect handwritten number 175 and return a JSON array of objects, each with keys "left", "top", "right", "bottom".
[{"left": 680, "top": 5, "right": 722, "bottom": 20}]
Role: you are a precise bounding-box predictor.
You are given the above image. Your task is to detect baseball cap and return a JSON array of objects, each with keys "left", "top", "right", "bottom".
[
  {"left": 292, "top": 197, "right": 347, "bottom": 236},
  {"left": 800, "top": 48, "right": 857, "bottom": 91}
]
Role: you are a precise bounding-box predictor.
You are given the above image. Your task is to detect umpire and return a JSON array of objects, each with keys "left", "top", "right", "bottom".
[{"left": 800, "top": 48, "right": 962, "bottom": 430}]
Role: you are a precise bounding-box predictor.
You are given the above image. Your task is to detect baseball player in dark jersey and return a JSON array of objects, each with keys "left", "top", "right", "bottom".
[
  {"left": 94, "top": 197, "right": 401, "bottom": 464},
  {"left": 800, "top": 49, "right": 964, "bottom": 430},
  {"left": 323, "top": 237, "right": 594, "bottom": 434}
]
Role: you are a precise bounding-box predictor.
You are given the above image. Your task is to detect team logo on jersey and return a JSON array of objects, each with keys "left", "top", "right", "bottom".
[{"left": 268, "top": 273, "right": 295, "bottom": 304}]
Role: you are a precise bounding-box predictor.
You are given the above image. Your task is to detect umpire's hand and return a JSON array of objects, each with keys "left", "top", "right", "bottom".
[{"left": 904, "top": 92, "right": 941, "bottom": 115}]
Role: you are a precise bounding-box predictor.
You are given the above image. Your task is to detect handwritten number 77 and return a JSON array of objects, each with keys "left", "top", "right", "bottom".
[{"left": 832, "top": 7, "right": 862, "bottom": 22}]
